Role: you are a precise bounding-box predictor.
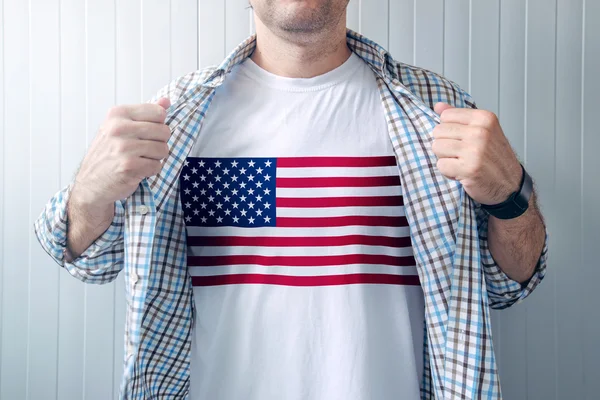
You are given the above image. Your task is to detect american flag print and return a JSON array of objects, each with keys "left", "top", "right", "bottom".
[{"left": 180, "top": 156, "right": 420, "bottom": 287}]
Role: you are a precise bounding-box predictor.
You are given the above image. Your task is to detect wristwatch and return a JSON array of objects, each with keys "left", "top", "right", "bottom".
[{"left": 481, "top": 164, "right": 533, "bottom": 220}]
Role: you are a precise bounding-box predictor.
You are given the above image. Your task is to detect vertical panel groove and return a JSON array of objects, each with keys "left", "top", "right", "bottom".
[
  {"left": 26, "top": 1, "right": 32, "bottom": 398},
  {"left": 0, "top": 0, "right": 5, "bottom": 392},
  {"left": 55, "top": 0, "right": 62, "bottom": 397},
  {"left": 552, "top": 1, "right": 559, "bottom": 397}
]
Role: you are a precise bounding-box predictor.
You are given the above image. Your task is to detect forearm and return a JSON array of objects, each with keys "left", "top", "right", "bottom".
[
  {"left": 487, "top": 193, "right": 546, "bottom": 284},
  {"left": 66, "top": 183, "right": 115, "bottom": 261}
]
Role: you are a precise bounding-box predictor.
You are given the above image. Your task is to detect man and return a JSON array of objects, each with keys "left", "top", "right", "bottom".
[{"left": 34, "top": 0, "right": 547, "bottom": 398}]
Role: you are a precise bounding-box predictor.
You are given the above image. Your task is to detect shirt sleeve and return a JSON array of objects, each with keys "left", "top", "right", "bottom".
[
  {"left": 456, "top": 87, "right": 549, "bottom": 309},
  {"left": 33, "top": 183, "right": 125, "bottom": 284}
]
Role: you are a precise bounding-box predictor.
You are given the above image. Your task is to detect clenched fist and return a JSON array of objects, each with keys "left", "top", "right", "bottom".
[
  {"left": 65, "top": 98, "right": 172, "bottom": 260},
  {"left": 431, "top": 103, "right": 523, "bottom": 206},
  {"left": 72, "top": 98, "right": 172, "bottom": 206}
]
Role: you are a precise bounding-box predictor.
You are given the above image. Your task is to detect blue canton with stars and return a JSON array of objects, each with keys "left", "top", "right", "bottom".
[{"left": 179, "top": 157, "right": 277, "bottom": 227}]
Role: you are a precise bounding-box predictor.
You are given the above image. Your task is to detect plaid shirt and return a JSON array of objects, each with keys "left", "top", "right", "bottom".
[{"left": 35, "top": 30, "right": 548, "bottom": 399}]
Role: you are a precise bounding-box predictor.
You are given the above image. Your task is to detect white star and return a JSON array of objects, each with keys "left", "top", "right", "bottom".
[
  {"left": 192, "top": 195, "right": 199, "bottom": 202},
  {"left": 256, "top": 167, "right": 263, "bottom": 174},
  {"left": 256, "top": 209, "right": 262, "bottom": 216},
  {"left": 232, "top": 189, "right": 239, "bottom": 196},
  {"left": 233, "top": 216, "right": 240, "bottom": 223},
  {"left": 248, "top": 175, "right": 254, "bottom": 181},
  {"left": 216, "top": 202, "right": 223, "bottom": 209},
  {"left": 248, "top": 188, "right": 254, "bottom": 195},
  {"left": 232, "top": 202, "right": 239, "bottom": 209},
  {"left": 224, "top": 209, "right": 231, "bottom": 216},
  {"left": 215, "top": 175, "right": 221, "bottom": 182},
  {"left": 193, "top": 209, "right": 200, "bottom": 216},
  {"left": 223, "top": 168, "right": 230, "bottom": 175},
  {"left": 215, "top": 189, "right": 222, "bottom": 196},
  {"left": 200, "top": 175, "right": 207, "bottom": 182},
  {"left": 239, "top": 167, "right": 247, "bottom": 175},
  {"left": 185, "top": 216, "right": 192, "bottom": 222},
  {"left": 207, "top": 167, "right": 213, "bottom": 175},
  {"left": 192, "top": 182, "right": 199, "bottom": 188},
  {"left": 208, "top": 182, "right": 214, "bottom": 189},
  {"left": 215, "top": 161, "right": 221, "bottom": 168},
  {"left": 185, "top": 202, "right": 191, "bottom": 208},
  {"left": 184, "top": 189, "right": 191, "bottom": 195},
  {"left": 191, "top": 167, "right": 198, "bottom": 174},
  {"left": 256, "top": 195, "right": 263, "bottom": 202},
  {"left": 208, "top": 210, "right": 215, "bottom": 216},
  {"left": 231, "top": 175, "right": 238, "bottom": 182},
  {"left": 248, "top": 217, "right": 255, "bottom": 224},
  {"left": 199, "top": 160, "right": 205, "bottom": 167},
  {"left": 208, "top": 195, "right": 215, "bottom": 202},
  {"left": 239, "top": 182, "right": 247, "bottom": 189},
  {"left": 183, "top": 174, "right": 190, "bottom": 181},
  {"left": 201, "top": 216, "right": 207, "bottom": 223},
  {"left": 264, "top": 216, "right": 271, "bottom": 223},
  {"left": 265, "top": 160, "right": 272, "bottom": 167},
  {"left": 184, "top": 160, "right": 189, "bottom": 166},
  {"left": 231, "top": 160, "right": 238, "bottom": 168},
  {"left": 200, "top": 189, "right": 207, "bottom": 196},
  {"left": 240, "top": 209, "right": 247, "bottom": 217},
  {"left": 224, "top": 195, "right": 230, "bottom": 202},
  {"left": 223, "top": 182, "right": 230, "bottom": 189},
  {"left": 216, "top": 216, "right": 223, "bottom": 223},
  {"left": 200, "top": 202, "right": 207, "bottom": 209},
  {"left": 264, "top": 174, "right": 271, "bottom": 181},
  {"left": 248, "top": 202, "right": 255, "bottom": 209},
  {"left": 264, "top": 202, "right": 271, "bottom": 209},
  {"left": 248, "top": 160, "right": 256, "bottom": 167},
  {"left": 263, "top": 188, "right": 271, "bottom": 195},
  {"left": 256, "top": 181, "right": 263, "bottom": 188},
  {"left": 240, "top": 195, "right": 247, "bottom": 202}
]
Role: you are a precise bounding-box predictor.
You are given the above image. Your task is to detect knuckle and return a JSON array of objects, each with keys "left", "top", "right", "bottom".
[
  {"left": 480, "top": 110, "right": 498, "bottom": 126},
  {"left": 119, "top": 158, "right": 138, "bottom": 176},
  {"left": 108, "top": 120, "right": 128, "bottom": 137},
  {"left": 107, "top": 105, "right": 124, "bottom": 119},
  {"left": 160, "top": 143, "right": 170, "bottom": 158}
]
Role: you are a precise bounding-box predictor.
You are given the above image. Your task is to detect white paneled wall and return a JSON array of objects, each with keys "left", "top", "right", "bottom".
[{"left": 1, "top": 1, "right": 598, "bottom": 399}]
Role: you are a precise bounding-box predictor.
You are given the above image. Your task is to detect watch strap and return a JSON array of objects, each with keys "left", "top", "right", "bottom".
[{"left": 481, "top": 164, "right": 532, "bottom": 220}]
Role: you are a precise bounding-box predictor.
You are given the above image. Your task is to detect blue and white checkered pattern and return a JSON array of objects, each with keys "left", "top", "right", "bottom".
[{"left": 34, "top": 30, "right": 548, "bottom": 399}]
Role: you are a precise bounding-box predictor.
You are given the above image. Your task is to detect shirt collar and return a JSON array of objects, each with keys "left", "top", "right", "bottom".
[{"left": 203, "top": 29, "right": 397, "bottom": 87}]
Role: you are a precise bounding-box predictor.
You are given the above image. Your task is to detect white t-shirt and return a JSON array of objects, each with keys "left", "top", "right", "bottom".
[{"left": 180, "top": 52, "right": 425, "bottom": 400}]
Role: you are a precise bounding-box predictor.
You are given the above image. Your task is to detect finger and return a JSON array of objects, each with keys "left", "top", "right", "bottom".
[
  {"left": 156, "top": 97, "right": 171, "bottom": 110},
  {"left": 432, "top": 122, "right": 468, "bottom": 140},
  {"left": 439, "top": 107, "right": 478, "bottom": 125},
  {"left": 132, "top": 158, "right": 164, "bottom": 179},
  {"left": 434, "top": 102, "right": 455, "bottom": 115},
  {"left": 134, "top": 140, "right": 170, "bottom": 161},
  {"left": 124, "top": 103, "right": 168, "bottom": 123},
  {"left": 436, "top": 158, "right": 461, "bottom": 181},
  {"left": 431, "top": 138, "right": 463, "bottom": 158},
  {"left": 128, "top": 121, "right": 171, "bottom": 142}
]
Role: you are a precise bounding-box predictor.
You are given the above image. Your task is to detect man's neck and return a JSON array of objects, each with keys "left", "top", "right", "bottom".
[{"left": 250, "top": 16, "right": 351, "bottom": 79}]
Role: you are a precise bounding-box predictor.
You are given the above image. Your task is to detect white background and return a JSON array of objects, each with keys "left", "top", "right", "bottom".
[{"left": 1, "top": 0, "right": 598, "bottom": 399}]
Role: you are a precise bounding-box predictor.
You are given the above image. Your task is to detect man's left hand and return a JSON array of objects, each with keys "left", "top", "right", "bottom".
[{"left": 431, "top": 102, "right": 523, "bottom": 206}]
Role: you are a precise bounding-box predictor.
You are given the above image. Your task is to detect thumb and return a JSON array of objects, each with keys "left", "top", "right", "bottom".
[
  {"left": 434, "top": 102, "right": 454, "bottom": 116},
  {"left": 156, "top": 97, "right": 171, "bottom": 110}
]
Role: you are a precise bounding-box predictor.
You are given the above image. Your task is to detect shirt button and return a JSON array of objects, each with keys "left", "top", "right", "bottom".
[{"left": 139, "top": 205, "right": 149, "bottom": 215}]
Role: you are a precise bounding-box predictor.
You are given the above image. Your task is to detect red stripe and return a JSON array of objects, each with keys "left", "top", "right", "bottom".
[
  {"left": 276, "top": 216, "right": 408, "bottom": 227},
  {"left": 276, "top": 156, "right": 397, "bottom": 168},
  {"left": 187, "top": 235, "right": 413, "bottom": 248},
  {"left": 188, "top": 254, "right": 416, "bottom": 267},
  {"left": 276, "top": 176, "right": 400, "bottom": 188},
  {"left": 191, "top": 273, "right": 420, "bottom": 287},
  {"left": 276, "top": 196, "right": 404, "bottom": 208}
]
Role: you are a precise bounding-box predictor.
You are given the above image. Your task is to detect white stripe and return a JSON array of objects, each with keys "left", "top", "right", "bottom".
[
  {"left": 275, "top": 186, "right": 401, "bottom": 197},
  {"left": 276, "top": 166, "right": 400, "bottom": 178},
  {"left": 276, "top": 205, "right": 405, "bottom": 218},
  {"left": 190, "top": 245, "right": 415, "bottom": 257},
  {"left": 189, "top": 264, "right": 418, "bottom": 277},
  {"left": 186, "top": 225, "right": 412, "bottom": 237}
]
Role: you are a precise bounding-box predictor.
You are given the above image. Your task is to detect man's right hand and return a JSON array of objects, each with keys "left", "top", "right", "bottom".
[{"left": 65, "top": 98, "right": 172, "bottom": 261}]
